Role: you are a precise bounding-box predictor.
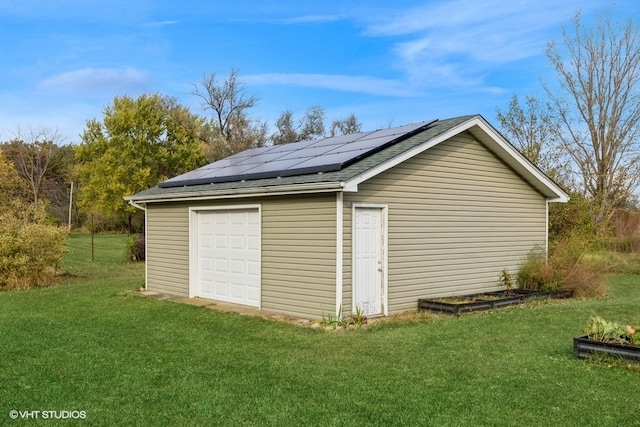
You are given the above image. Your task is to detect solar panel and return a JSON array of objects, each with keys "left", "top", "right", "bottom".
[{"left": 159, "top": 120, "right": 437, "bottom": 188}]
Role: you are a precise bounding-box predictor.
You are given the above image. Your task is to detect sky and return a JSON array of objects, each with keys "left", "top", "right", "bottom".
[{"left": 0, "top": 0, "right": 637, "bottom": 144}]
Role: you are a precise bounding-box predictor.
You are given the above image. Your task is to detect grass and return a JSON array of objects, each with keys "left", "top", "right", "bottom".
[{"left": 1, "top": 234, "right": 639, "bottom": 426}]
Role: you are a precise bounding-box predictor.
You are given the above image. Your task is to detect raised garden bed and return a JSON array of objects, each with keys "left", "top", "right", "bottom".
[
  {"left": 573, "top": 335, "right": 640, "bottom": 361},
  {"left": 418, "top": 289, "right": 572, "bottom": 315}
]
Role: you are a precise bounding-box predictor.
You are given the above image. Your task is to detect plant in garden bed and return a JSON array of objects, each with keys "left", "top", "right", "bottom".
[
  {"left": 574, "top": 316, "right": 640, "bottom": 362},
  {"left": 498, "top": 268, "right": 514, "bottom": 293},
  {"left": 582, "top": 316, "right": 640, "bottom": 345}
]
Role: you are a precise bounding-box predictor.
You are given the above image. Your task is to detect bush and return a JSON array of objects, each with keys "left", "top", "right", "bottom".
[
  {"left": 517, "top": 247, "right": 558, "bottom": 291},
  {"left": 0, "top": 201, "right": 67, "bottom": 289},
  {"left": 517, "top": 235, "right": 607, "bottom": 298},
  {"left": 126, "top": 233, "right": 145, "bottom": 261}
]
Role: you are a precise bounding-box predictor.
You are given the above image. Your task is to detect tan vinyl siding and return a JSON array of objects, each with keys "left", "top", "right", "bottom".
[
  {"left": 145, "top": 194, "right": 336, "bottom": 319},
  {"left": 344, "top": 131, "right": 547, "bottom": 314},
  {"left": 146, "top": 204, "right": 190, "bottom": 296},
  {"left": 261, "top": 194, "right": 335, "bottom": 319}
]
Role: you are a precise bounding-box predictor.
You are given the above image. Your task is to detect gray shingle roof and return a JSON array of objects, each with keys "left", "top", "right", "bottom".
[{"left": 126, "top": 115, "right": 477, "bottom": 202}]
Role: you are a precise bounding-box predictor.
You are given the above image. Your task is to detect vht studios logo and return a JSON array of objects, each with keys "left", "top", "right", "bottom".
[{"left": 9, "top": 410, "right": 87, "bottom": 420}]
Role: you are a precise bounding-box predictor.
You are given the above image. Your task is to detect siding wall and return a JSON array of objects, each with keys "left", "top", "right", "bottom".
[
  {"left": 146, "top": 193, "right": 336, "bottom": 319},
  {"left": 343, "top": 131, "right": 547, "bottom": 314}
]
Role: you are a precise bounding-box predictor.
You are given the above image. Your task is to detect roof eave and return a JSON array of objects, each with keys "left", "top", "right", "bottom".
[{"left": 124, "top": 181, "right": 345, "bottom": 204}]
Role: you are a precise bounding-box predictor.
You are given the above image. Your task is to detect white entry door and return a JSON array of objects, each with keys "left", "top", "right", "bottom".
[
  {"left": 194, "top": 208, "right": 260, "bottom": 307},
  {"left": 353, "top": 207, "right": 385, "bottom": 316}
]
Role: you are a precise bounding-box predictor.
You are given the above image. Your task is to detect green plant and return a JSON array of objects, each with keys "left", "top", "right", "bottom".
[
  {"left": 583, "top": 316, "right": 640, "bottom": 345},
  {"left": 517, "top": 238, "right": 607, "bottom": 298},
  {"left": 321, "top": 305, "right": 343, "bottom": 329},
  {"left": 517, "top": 248, "right": 556, "bottom": 291},
  {"left": 352, "top": 306, "right": 368, "bottom": 328},
  {"left": 125, "top": 233, "right": 146, "bottom": 261},
  {"left": 0, "top": 200, "right": 67, "bottom": 289},
  {"left": 498, "top": 268, "right": 514, "bottom": 292}
]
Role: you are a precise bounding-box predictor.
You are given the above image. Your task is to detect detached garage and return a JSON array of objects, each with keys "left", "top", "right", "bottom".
[{"left": 126, "top": 115, "right": 568, "bottom": 319}]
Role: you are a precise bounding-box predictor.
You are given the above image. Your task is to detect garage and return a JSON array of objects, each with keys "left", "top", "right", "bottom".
[{"left": 190, "top": 207, "right": 261, "bottom": 307}]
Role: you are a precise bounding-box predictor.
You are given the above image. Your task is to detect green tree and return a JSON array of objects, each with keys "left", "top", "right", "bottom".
[
  {"left": 0, "top": 150, "right": 29, "bottom": 204},
  {"left": 75, "top": 94, "right": 209, "bottom": 229}
]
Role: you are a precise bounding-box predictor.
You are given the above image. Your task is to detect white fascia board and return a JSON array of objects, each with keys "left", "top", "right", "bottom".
[
  {"left": 344, "top": 116, "right": 569, "bottom": 202},
  {"left": 125, "top": 181, "right": 345, "bottom": 204}
]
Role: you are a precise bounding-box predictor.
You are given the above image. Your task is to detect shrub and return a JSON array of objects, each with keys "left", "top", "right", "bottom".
[
  {"left": 517, "top": 247, "right": 561, "bottom": 292},
  {"left": 517, "top": 235, "right": 607, "bottom": 298},
  {"left": 0, "top": 200, "right": 67, "bottom": 289},
  {"left": 126, "top": 233, "right": 145, "bottom": 261}
]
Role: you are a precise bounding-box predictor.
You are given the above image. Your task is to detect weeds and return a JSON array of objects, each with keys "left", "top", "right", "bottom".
[{"left": 320, "top": 305, "right": 368, "bottom": 330}]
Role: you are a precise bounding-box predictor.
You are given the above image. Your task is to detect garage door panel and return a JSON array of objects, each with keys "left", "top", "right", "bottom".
[
  {"left": 230, "top": 235, "right": 245, "bottom": 250},
  {"left": 193, "top": 208, "right": 260, "bottom": 307}
]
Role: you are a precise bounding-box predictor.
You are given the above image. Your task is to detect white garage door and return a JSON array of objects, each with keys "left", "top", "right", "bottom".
[{"left": 194, "top": 208, "right": 260, "bottom": 307}]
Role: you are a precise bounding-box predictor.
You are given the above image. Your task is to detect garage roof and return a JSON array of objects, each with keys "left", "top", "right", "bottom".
[
  {"left": 126, "top": 115, "right": 569, "bottom": 204},
  {"left": 159, "top": 120, "right": 437, "bottom": 188}
]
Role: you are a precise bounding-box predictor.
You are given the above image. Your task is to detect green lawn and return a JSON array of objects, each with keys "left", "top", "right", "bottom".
[{"left": 1, "top": 234, "right": 639, "bottom": 426}]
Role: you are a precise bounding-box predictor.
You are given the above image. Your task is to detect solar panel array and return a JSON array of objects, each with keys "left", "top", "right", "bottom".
[{"left": 159, "top": 120, "right": 437, "bottom": 188}]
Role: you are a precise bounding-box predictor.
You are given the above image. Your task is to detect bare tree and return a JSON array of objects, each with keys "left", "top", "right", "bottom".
[
  {"left": 271, "top": 106, "right": 362, "bottom": 144},
  {"left": 272, "top": 110, "right": 299, "bottom": 145},
  {"left": 496, "top": 94, "right": 568, "bottom": 185},
  {"left": 5, "top": 128, "right": 62, "bottom": 204},
  {"left": 298, "top": 105, "right": 325, "bottom": 141},
  {"left": 330, "top": 113, "right": 362, "bottom": 137},
  {"left": 192, "top": 69, "right": 266, "bottom": 158},
  {"left": 545, "top": 12, "right": 640, "bottom": 221}
]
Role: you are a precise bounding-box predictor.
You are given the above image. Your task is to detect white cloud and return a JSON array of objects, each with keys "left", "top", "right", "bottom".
[
  {"left": 361, "top": 0, "right": 593, "bottom": 91},
  {"left": 38, "top": 67, "right": 151, "bottom": 94},
  {"left": 245, "top": 73, "right": 420, "bottom": 97},
  {"left": 280, "top": 15, "right": 342, "bottom": 24},
  {"left": 142, "top": 20, "right": 180, "bottom": 27}
]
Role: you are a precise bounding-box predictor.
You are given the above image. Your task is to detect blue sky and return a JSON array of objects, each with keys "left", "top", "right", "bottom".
[{"left": 0, "top": 0, "right": 637, "bottom": 143}]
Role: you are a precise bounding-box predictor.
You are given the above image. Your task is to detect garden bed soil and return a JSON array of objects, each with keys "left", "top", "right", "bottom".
[
  {"left": 418, "top": 289, "right": 572, "bottom": 315},
  {"left": 573, "top": 335, "right": 640, "bottom": 361}
]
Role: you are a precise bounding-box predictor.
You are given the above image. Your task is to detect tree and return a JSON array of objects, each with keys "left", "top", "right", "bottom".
[
  {"left": 297, "top": 105, "right": 325, "bottom": 140},
  {"left": 192, "top": 69, "right": 267, "bottom": 159},
  {"left": 330, "top": 113, "right": 362, "bottom": 137},
  {"left": 271, "top": 107, "right": 361, "bottom": 144},
  {"left": 272, "top": 110, "right": 299, "bottom": 145},
  {"left": 3, "top": 128, "right": 62, "bottom": 204},
  {"left": 75, "top": 94, "right": 209, "bottom": 229},
  {"left": 545, "top": 13, "right": 640, "bottom": 222},
  {"left": 0, "top": 151, "right": 66, "bottom": 288},
  {"left": 496, "top": 94, "right": 567, "bottom": 184},
  {"left": 0, "top": 150, "right": 29, "bottom": 205}
]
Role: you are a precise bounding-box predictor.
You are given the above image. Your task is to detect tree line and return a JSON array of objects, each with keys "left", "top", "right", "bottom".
[{"left": 0, "top": 69, "right": 363, "bottom": 231}]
